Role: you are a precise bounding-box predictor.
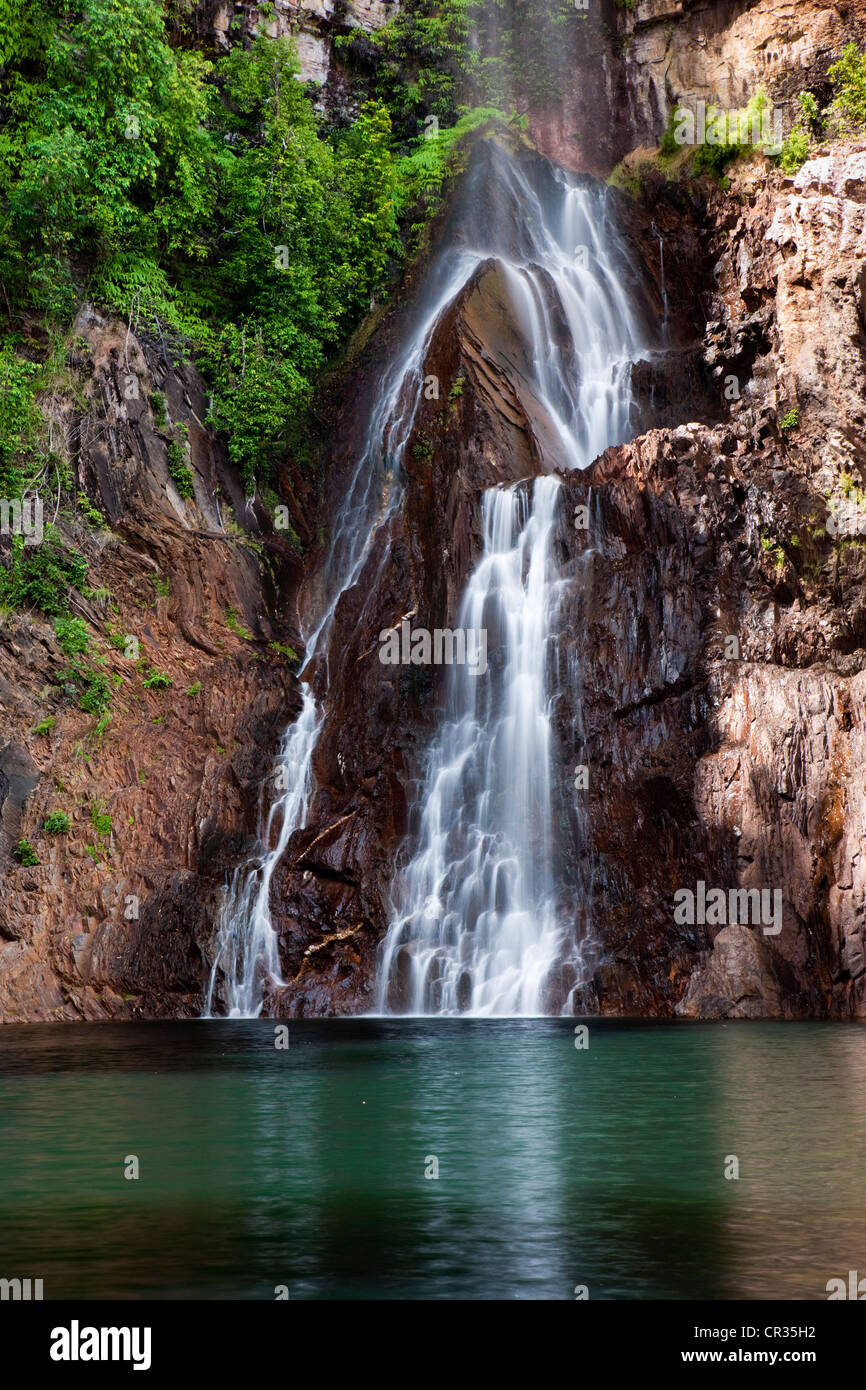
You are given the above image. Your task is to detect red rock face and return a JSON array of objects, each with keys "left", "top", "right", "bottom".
[
  {"left": 0, "top": 311, "right": 303, "bottom": 1021},
  {"left": 525, "top": 0, "right": 866, "bottom": 178}
]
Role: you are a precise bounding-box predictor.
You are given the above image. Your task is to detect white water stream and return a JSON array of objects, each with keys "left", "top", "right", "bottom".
[
  {"left": 378, "top": 165, "right": 647, "bottom": 1014},
  {"left": 205, "top": 144, "right": 649, "bottom": 1017}
]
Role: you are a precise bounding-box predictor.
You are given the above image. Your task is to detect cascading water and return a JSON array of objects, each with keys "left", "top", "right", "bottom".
[
  {"left": 204, "top": 139, "right": 652, "bottom": 1019},
  {"left": 377, "top": 160, "right": 649, "bottom": 1017},
  {"left": 204, "top": 192, "right": 490, "bottom": 1016}
]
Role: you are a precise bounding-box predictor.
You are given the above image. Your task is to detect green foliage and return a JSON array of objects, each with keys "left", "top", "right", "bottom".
[
  {"left": 56, "top": 625, "right": 113, "bottom": 717},
  {"left": 76, "top": 491, "right": 105, "bottom": 527},
  {"left": 840, "top": 472, "right": 863, "bottom": 499},
  {"left": 657, "top": 102, "right": 742, "bottom": 180},
  {"left": 90, "top": 803, "right": 112, "bottom": 837},
  {"left": 395, "top": 107, "right": 519, "bottom": 235},
  {"left": 268, "top": 641, "right": 298, "bottom": 661},
  {"left": 166, "top": 439, "right": 195, "bottom": 498},
  {"left": 662, "top": 92, "right": 778, "bottom": 182},
  {"left": 0, "top": 528, "right": 88, "bottom": 615},
  {"left": 105, "top": 624, "right": 135, "bottom": 656},
  {"left": 43, "top": 810, "right": 70, "bottom": 834},
  {"left": 780, "top": 408, "right": 800, "bottom": 432},
  {"left": 33, "top": 715, "right": 55, "bottom": 736},
  {"left": 659, "top": 107, "right": 681, "bottom": 159},
  {"left": 338, "top": 0, "right": 477, "bottom": 138},
  {"left": 205, "top": 330, "right": 308, "bottom": 495},
  {"left": 340, "top": 0, "right": 581, "bottom": 140},
  {"left": 761, "top": 535, "right": 786, "bottom": 571},
  {"left": 142, "top": 666, "right": 172, "bottom": 688},
  {"left": 92, "top": 708, "right": 111, "bottom": 738},
  {"left": 0, "top": 4, "right": 405, "bottom": 496},
  {"left": 14, "top": 838, "right": 40, "bottom": 866},
  {"left": 0, "top": 0, "right": 215, "bottom": 317},
  {"left": 777, "top": 51, "right": 866, "bottom": 173},
  {"left": 412, "top": 432, "right": 434, "bottom": 460},
  {"left": 153, "top": 575, "right": 170, "bottom": 598},
  {"left": 79, "top": 671, "right": 110, "bottom": 714},
  {"left": 778, "top": 124, "right": 812, "bottom": 174},
  {"left": 779, "top": 92, "right": 822, "bottom": 174},
  {"left": 828, "top": 43, "right": 866, "bottom": 136},
  {"left": 0, "top": 346, "right": 42, "bottom": 495},
  {"left": 149, "top": 390, "right": 167, "bottom": 428},
  {"left": 224, "top": 606, "right": 253, "bottom": 640},
  {"left": 83, "top": 584, "right": 112, "bottom": 607},
  {"left": 185, "top": 680, "right": 202, "bottom": 696},
  {"left": 54, "top": 615, "right": 91, "bottom": 660},
  {"left": 0, "top": 0, "right": 635, "bottom": 512},
  {"left": 199, "top": 38, "right": 402, "bottom": 489},
  {"left": 691, "top": 120, "right": 742, "bottom": 180}
]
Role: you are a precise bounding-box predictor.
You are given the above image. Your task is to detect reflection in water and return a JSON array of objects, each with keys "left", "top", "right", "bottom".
[{"left": 0, "top": 1020, "right": 864, "bottom": 1299}]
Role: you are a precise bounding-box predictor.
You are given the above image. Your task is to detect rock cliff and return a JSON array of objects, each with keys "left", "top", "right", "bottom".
[
  {"left": 0, "top": 311, "right": 302, "bottom": 1019},
  {"left": 256, "top": 131, "right": 866, "bottom": 1020},
  {"left": 4, "top": 1, "right": 866, "bottom": 1021}
]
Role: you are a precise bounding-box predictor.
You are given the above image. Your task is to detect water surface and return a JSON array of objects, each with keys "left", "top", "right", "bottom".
[{"left": 1, "top": 1019, "right": 863, "bottom": 1299}]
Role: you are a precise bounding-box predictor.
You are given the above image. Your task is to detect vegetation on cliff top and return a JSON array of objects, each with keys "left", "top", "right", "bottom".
[
  {"left": 0, "top": 0, "right": 405, "bottom": 502},
  {"left": 0, "top": 0, "right": 538, "bottom": 601},
  {"left": 7, "top": 1, "right": 859, "bottom": 621}
]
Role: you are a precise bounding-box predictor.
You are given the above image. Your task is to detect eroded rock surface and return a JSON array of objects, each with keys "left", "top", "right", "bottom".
[{"left": 0, "top": 311, "right": 301, "bottom": 1020}]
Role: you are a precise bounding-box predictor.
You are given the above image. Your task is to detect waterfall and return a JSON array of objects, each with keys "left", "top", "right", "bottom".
[
  {"left": 204, "top": 225, "right": 484, "bottom": 1016},
  {"left": 204, "top": 140, "right": 650, "bottom": 1019},
  {"left": 653, "top": 222, "right": 669, "bottom": 335},
  {"left": 377, "top": 161, "right": 649, "bottom": 1017}
]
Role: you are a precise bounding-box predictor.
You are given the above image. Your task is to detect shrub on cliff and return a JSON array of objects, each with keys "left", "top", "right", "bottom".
[
  {"left": 777, "top": 48, "right": 866, "bottom": 174},
  {"left": 0, "top": 530, "right": 88, "bottom": 617},
  {"left": 0, "top": 348, "right": 42, "bottom": 499},
  {"left": 166, "top": 440, "right": 195, "bottom": 499},
  {"left": 54, "top": 616, "right": 91, "bottom": 660},
  {"left": 395, "top": 107, "right": 524, "bottom": 241},
  {"left": 779, "top": 93, "right": 822, "bottom": 174},
  {"left": 828, "top": 43, "right": 866, "bottom": 136}
]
